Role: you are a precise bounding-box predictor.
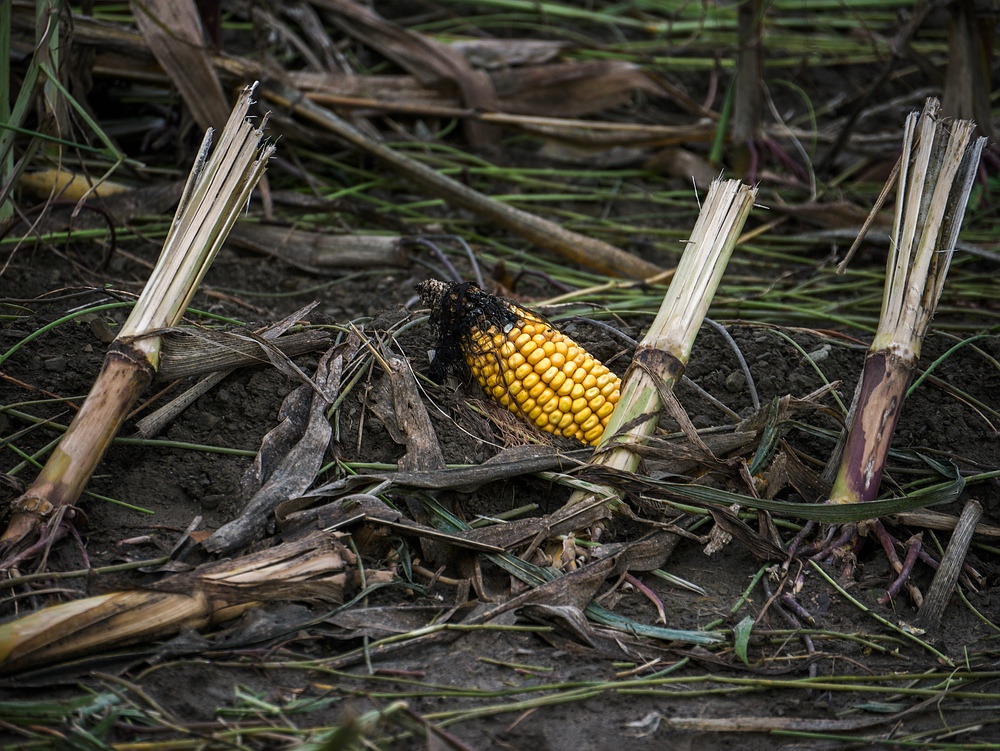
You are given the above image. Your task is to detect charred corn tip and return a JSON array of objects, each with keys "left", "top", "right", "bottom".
[{"left": 418, "top": 280, "right": 621, "bottom": 446}]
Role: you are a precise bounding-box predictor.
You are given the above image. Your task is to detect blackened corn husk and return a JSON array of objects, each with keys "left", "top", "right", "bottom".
[{"left": 829, "top": 99, "right": 985, "bottom": 505}]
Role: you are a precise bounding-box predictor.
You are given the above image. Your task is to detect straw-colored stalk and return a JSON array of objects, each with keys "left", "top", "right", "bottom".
[
  {"left": 566, "top": 179, "right": 757, "bottom": 508},
  {"left": 829, "top": 99, "right": 985, "bottom": 506},
  {"left": 0, "top": 532, "right": 358, "bottom": 673},
  {"left": 0, "top": 82, "right": 274, "bottom": 549}
]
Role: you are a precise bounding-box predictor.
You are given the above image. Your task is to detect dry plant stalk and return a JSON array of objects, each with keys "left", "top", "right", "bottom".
[
  {"left": 260, "top": 82, "right": 663, "bottom": 280},
  {"left": 0, "top": 83, "right": 274, "bottom": 550},
  {"left": 566, "top": 179, "right": 757, "bottom": 508},
  {"left": 913, "top": 499, "right": 983, "bottom": 632},
  {"left": 829, "top": 99, "right": 986, "bottom": 506},
  {"left": 0, "top": 532, "right": 356, "bottom": 673}
]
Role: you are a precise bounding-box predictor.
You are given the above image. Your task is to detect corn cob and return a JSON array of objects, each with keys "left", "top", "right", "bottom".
[{"left": 417, "top": 280, "right": 621, "bottom": 445}]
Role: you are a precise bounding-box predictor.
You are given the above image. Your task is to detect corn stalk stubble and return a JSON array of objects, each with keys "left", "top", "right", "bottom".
[
  {"left": 566, "top": 179, "right": 758, "bottom": 515},
  {"left": 829, "top": 99, "right": 986, "bottom": 507},
  {"left": 0, "top": 84, "right": 274, "bottom": 552}
]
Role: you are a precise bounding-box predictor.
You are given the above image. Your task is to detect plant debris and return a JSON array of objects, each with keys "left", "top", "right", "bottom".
[{"left": 1, "top": 1, "right": 998, "bottom": 748}]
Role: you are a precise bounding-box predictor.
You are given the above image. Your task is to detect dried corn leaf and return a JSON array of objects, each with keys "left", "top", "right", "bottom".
[
  {"left": 367, "top": 356, "right": 445, "bottom": 472},
  {"left": 493, "top": 61, "right": 665, "bottom": 117},
  {"left": 130, "top": 0, "right": 229, "bottom": 131},
  {"left": 449, "top": 38, "right": 568, "bottom": 69},
  {"left": 314, "top": 0, "right": 498, "bottom": 145},
  {"left": 204, "top": 338, "right": 359, "bottom": 554}
]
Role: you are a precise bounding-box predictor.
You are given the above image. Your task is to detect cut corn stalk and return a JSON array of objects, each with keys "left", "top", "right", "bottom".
[
  {"left": 417, "top": 280, "right": 622, "bottom": 445},
  {"left": 0, "top": 532, "right": 358, "bottom": 674},
  {"left": 829, "top": 98, "right": 986, "bottom": 506},
  {"left": 567, "top": 178, "right": 757, "bottom": 507},
  {"left": 0, "top": 82, "right": 274, "bottom": 551}
]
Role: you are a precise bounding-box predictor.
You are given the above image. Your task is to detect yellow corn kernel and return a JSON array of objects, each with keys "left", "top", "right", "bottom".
[
  {"left": 533, "top": 358, "right": 552, "bottom": 375},
  {"left": 523, "top": 372, "right": 540, "bottom": 390},
  {"left": 526, "top": 348, "right": 546, "bottom": 366}
]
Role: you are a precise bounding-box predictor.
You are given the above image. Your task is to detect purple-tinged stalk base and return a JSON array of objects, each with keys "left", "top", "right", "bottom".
[{"left": 829, "top": 350, "right": 914, "bottom": 505}]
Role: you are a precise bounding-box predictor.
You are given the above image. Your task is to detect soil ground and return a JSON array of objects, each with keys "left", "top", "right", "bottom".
[
  {"left": 2, "top": 240, "right": 999, "bottom": 749},
  {"left": 2, "top": 4, "right": 1000, "bottom": 747}
]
